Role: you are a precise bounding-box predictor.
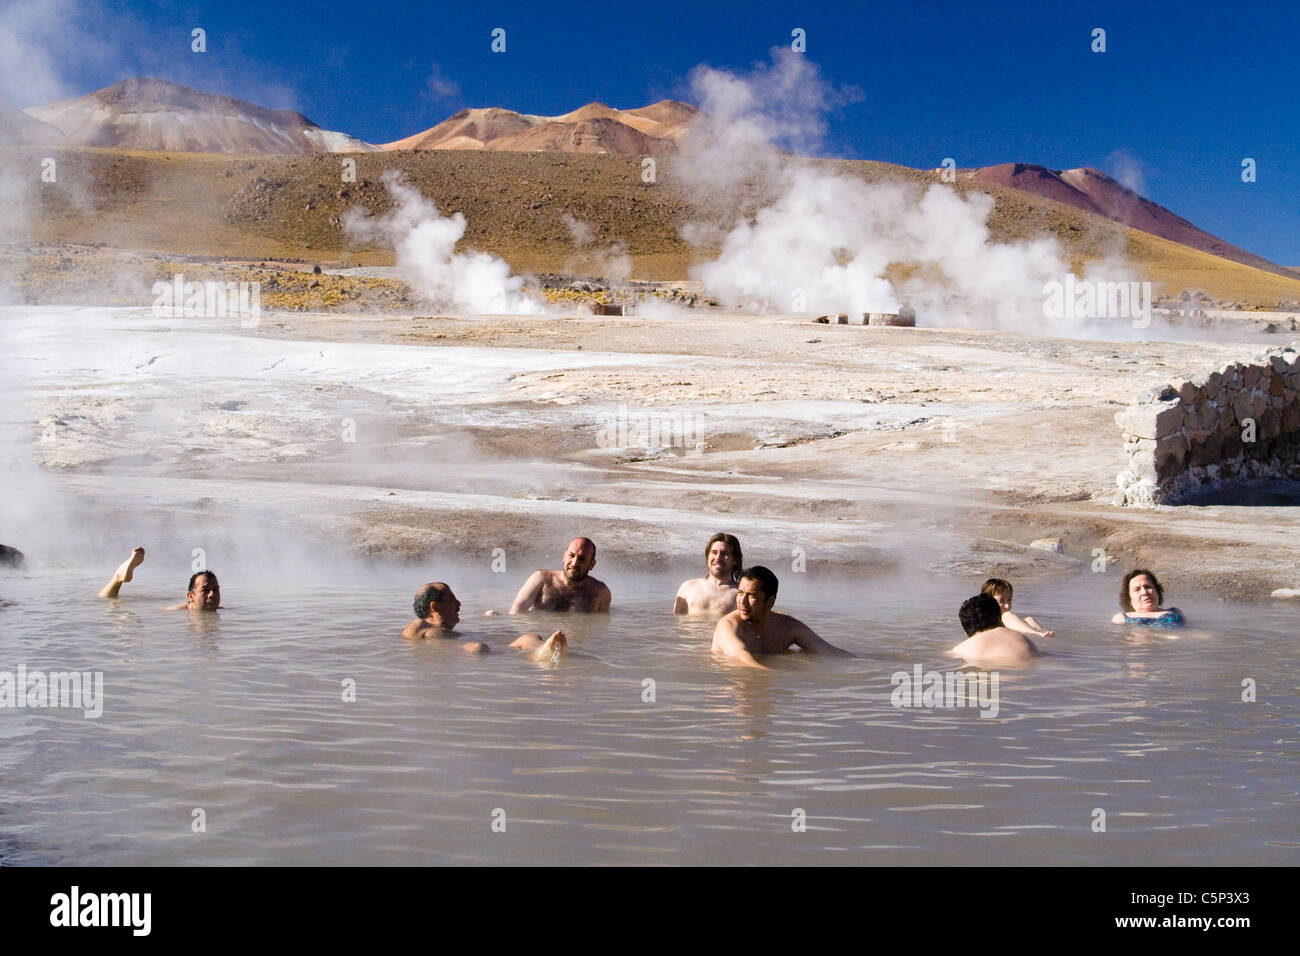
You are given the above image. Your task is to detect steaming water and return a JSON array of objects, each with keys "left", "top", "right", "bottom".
[{"left": 1, "top": 564, "right": 1295, "bottom": 866}]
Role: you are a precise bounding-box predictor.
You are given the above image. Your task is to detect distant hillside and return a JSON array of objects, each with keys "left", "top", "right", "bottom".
[
  {"left": 0, "top": 99, "right": 65, "bottom": 146},
  {"left": 4, "top": 146, "right": 1299, "bottom": 308},
  {"left": 383, "top": 100, "right": 697, "bottom": 155},
  {"left": 964, "top": 163, "right": 1287, "bottom": 277},
  {"left": 25, "top": 78, "right": 378, "bottom": 155}
]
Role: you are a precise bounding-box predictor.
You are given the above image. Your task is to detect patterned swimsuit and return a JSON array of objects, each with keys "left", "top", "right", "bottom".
[{"left": 1124, "top": 608, "right": 1185, "bottom": 628}]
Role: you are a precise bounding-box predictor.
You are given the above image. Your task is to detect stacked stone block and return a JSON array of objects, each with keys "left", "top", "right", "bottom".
[{"left": 1116, "top": 342, "right": 1300, "bottom": 505}]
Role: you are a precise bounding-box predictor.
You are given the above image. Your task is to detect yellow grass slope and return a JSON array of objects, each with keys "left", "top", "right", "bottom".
[{"left": 4, "top": 145, "right": 1298, "bottom": 307}]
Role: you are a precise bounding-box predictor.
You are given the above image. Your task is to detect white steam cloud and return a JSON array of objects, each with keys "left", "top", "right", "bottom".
[
  {"left": 678, "top": 50, "right": 1104, "bottom": 332},
  {"left": 345, "top": 171, "right": 542, "bottom": 315}
]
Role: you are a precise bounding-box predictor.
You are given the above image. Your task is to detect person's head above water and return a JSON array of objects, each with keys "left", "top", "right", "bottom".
[
  {"left": 186, "top": 571, "right": 221, "bottom": 612},
  {"left": 562, "top": 537, "right": 597, "bottom": 582},
  {"left": 413, "top": 582, "right": 460, "bottom": 629},
  {"left": 705, "top": 533, "right": 743, "bottom": 583},
  {"left": 1120, "top": 569, "right": 1164, "bottom": 612},
  {"left": 736, "top": 566, "right": 778, "bottom": 623},
  {"left": 959, "top": 593, "right": 1004, "bottom": 636},
  {"left": 981, "top": 578, "right": 1013, "bottom": 612}
]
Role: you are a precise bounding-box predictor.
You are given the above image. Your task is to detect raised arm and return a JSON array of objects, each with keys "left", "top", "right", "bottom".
[
  {"left": 711, "top": 618, "right": 770, "bottom": 670},
  {"left": 509, "top": 571, "right": 547, "bottom": 614},
  {"left": 788, "top": 618, "right": 852, "bottom": 656},
  {"left": 98, "top": 546, "right": 145, "bottom": 598},
  {"left": 1003, "top": 610, "right": 1053, "bottom": 639}
]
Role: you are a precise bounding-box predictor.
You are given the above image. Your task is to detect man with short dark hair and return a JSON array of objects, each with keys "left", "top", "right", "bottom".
[
  {"left": 405, "top": 582, "right": 567, "bottom": 660},
  {"left": 174, "top": 570, "right": 221, "bottom": 612},
  {"left": 98, "top": 546, "right": 222, "bottom": 611},
  {"left": 950, "top": 593, "right": 1039, "bottom": 667},
  {"left": 710, "top": 565, "right": 850, "bottom": 669},
  {"left": 510, "top": 537, "right": 611, "bottom": 613},
  {"left": 674, "top": 532, "right": 742, "bottom": 615}
]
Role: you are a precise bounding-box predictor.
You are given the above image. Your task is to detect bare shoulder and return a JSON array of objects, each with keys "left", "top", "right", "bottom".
[
  {"left": 1004, "top": 627, "right": 1041, "bottom": 656},
  {"left": 771, "top": 611, "right": 809, "bottom": 635},
  {"left": 713, "top": 611, "right": 741, "bottom": 637}
]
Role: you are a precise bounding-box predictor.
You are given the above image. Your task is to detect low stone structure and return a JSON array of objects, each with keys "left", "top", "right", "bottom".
[
  {"left": 813, "top": 306, "right": 917, "bottom": 327},
  {"left": 1116, "top": 342, "right": 1300, "bottom": 505},
  {"left": 866, "top": 305, "right": 917, "bottom": 327}
]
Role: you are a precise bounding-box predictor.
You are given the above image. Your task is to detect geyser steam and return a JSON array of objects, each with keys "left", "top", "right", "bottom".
[
  {"left": 345, "top": 171, "right": 542, "bottom": 316},
  {"left": 678, "top": 51, "right": 1081, "bottom": 330}
]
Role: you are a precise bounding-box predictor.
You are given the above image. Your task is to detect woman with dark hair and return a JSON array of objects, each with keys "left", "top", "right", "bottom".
[{"left": 1111, "top": 569, "right": 1186, "bottom": 627}]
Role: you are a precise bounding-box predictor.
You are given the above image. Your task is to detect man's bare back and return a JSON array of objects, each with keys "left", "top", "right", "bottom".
[{"left": 949, "top": 626, "right": 1039, "bottom": 668}]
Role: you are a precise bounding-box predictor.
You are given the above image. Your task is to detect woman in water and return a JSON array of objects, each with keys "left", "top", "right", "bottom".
[
  {"left": 982, "top": 578, "right": 1054, "bottom": 639},
  {"left": 1111, "top": 569, "right": 1186, "bottom": 627}
]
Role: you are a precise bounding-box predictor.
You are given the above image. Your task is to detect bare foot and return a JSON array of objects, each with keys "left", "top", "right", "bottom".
[
  {"left": 483, "top": 610, "right": 500, "bottom": 617},
  {"left": 528, "top": 630, "right": 567, "bottom": 662},
  {"left": 99, "top": 546, "right": 146, "bottom": 598},
  {"left": 118, "top": 546, "right": 145, "bottom": 583}
]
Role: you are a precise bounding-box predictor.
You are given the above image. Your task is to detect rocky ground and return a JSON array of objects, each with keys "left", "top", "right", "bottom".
[{"left": 14, "top": 297, "right": 1299, "bottom": 602}]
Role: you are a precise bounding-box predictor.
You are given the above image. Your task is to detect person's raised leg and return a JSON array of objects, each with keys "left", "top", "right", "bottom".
[
  {"left": 510, "top": 630, "right": 567, "bottom": 660},
  {"left": 98, "top": 546, "right": 145, "bottom": 598}
]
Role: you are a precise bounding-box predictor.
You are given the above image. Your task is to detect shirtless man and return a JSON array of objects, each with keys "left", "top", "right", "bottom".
[
  {"left": 950, "top": 593, "right": 1039, "bottom": 667},
  {"left": 510, "top": 537, "right": 611, "bottom": 613},
  {"left": 674, "top": 532, "right": 742, "bottom": 615},
  {"left": 98, "top": 546, "right": 221, "bottom": 612},
  {"left": 405, "top": 581, "right": 567, "bottom": 660},
  {"left": 710, "top": 566, "right": 851, "bottom": 669}
]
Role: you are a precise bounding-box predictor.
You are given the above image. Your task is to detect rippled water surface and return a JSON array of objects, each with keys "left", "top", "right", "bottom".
[{"left": 1, "top": 564, "right": 1296, "bottom": 865}]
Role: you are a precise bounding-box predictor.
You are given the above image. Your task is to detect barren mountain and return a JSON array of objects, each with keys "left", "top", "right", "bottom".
[
  {"left": 0, "top": 98, "right": 65, "bottom": 146},
  {"left": 384, "top": 99, "right": 697, "bottom": 154},
  {"left": 965, "top": 163, "right": 1285, "bottom": 276},
  {"left": 25, "top": 78, "right": 378, "bottom": 155}
]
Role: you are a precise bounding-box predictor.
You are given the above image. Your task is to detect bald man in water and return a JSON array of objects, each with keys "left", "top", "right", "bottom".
[
  {"left": 405, "top": 581, "right": 567, "bottom": 660},
  {"left": 711, "top": 566, "right": 851, "bottom": 670},
  {"left": 509, "top": 537, "right": 611, "bottom": 613}
]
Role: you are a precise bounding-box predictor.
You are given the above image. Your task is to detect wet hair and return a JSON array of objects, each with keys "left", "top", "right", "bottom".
[
  {"left": 705, "top": 533, "right": 743, "bottom": 583},
  {"left": 187, "top": 570, "right": 219, "bottom": 593},
  {"left": 413, "top": 582, "right": 449, "bottom": 619},
  {"left": 981, "top": 578, "right": 1012, "bottom": 603},
  {"left": 960, "top": 594, "right": 1004, "bottom": 636},
  {"left": 1119, "top": 569, "right": 1164, "bottom": 611},
  {"left": 738, "top": 565, "right": 778, "bottom": 601}
]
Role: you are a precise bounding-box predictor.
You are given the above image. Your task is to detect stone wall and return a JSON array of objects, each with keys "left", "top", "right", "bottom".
[{"left": 1116, "top": 342, "right": 1300, "bottom": 506}]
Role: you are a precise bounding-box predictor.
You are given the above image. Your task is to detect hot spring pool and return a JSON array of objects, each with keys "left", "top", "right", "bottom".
[{"left": 0, "top": 560, "right": 1296, "bottom": 865}]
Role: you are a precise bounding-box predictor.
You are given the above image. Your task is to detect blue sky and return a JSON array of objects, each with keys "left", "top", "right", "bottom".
[{"left": 7, "top": 0, "right": 1298, "bottom": 263}]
